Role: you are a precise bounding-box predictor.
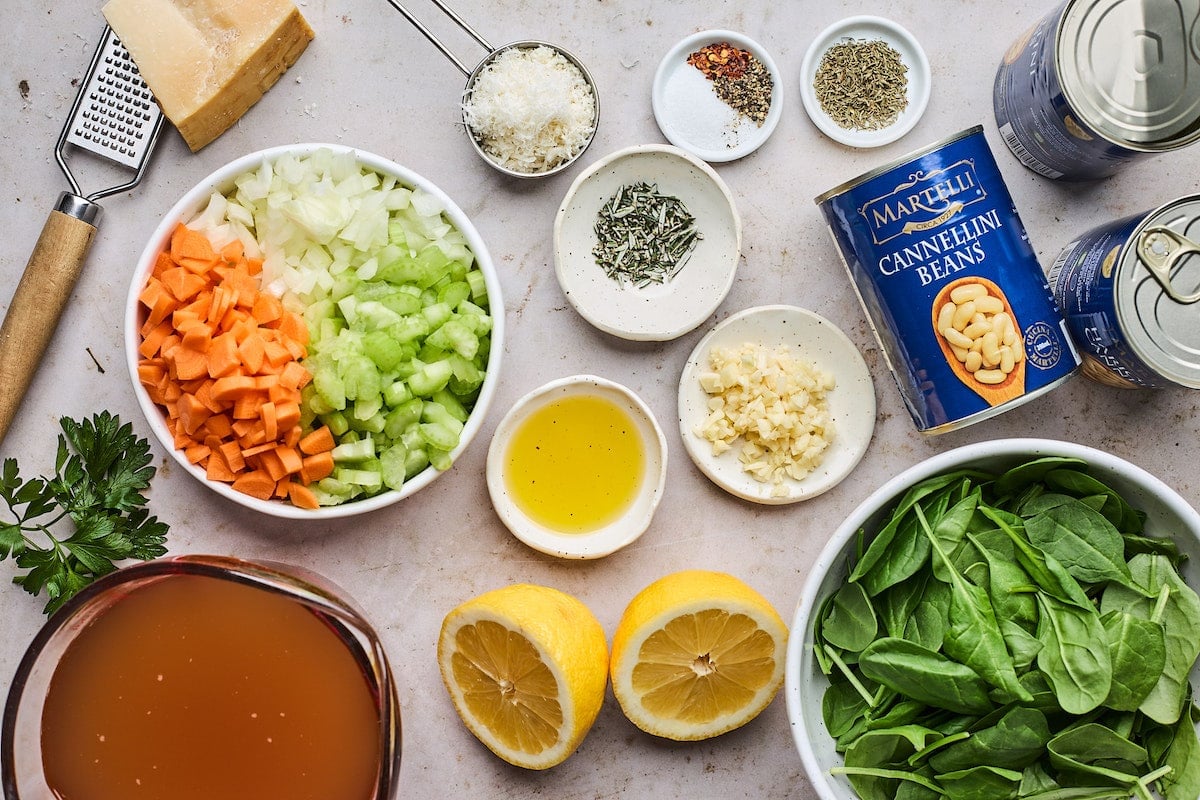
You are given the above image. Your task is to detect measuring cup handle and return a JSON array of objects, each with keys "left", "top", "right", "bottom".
[{"left": 0, "top": 195, "right": 100, "bottom": 446}]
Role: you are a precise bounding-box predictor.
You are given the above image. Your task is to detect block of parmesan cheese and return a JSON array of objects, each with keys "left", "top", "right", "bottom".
[{"left": 102, "top": 0, "right": 314, "bottom": 152}]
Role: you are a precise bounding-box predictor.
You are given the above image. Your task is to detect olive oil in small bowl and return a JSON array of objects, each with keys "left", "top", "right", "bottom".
[{"left": 486, "top": 375, "right": 668, "bottom": 559}]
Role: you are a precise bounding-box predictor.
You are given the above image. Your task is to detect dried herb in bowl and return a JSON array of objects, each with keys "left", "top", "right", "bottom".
[
  {"left": 592, "top": 182, "right": 702, "bottom": 288},
  {"left": 813, "top": 38, "right": 908, "bottom": 131}
]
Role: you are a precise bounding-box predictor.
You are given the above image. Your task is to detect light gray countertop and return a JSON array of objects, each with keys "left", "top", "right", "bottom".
[{"left": 2, "top": 1, "right": 1198, "bottom": 797}]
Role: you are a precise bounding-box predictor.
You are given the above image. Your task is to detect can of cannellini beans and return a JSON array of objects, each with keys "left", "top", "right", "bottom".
[
  {"left": 994, "top": 0, "right": 1200, "bottom": 181},
  {"left": 1049, "top": 195, "right": 1200, "bottom": 388},
  {"left": 815, "top": 126, "right": 1080, "bottom": 433}
]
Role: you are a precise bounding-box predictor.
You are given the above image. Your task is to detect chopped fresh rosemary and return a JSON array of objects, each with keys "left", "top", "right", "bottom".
[
  {"left": 813, "top": 38, "right": 909, "bottom": 131},
  {"left": 592, "top": 182, "right": 702, "bottom": 287}
]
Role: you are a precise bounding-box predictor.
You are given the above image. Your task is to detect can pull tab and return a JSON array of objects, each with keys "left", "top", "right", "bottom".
[{"left": 1137, "top": 227, "right": 1200, "bottom": 304}]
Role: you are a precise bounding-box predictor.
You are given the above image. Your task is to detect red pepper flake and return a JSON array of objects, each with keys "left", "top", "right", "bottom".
[{"left": 687, "top": 43, "right": 751, "bottom": 80}]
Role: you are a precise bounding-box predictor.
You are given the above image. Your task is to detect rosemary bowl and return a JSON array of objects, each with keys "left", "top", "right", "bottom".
[
  {"left": 651, "top": 29, "right": 784, "bottom": 163},
  {"left": 798, "top": 15, "right": 931, "bottom": 148},
  {"left": 552, "top": 144, "right": 742, "bottom": 341},
  {"left": 785, "top": 439, "right": 1200, "bottom": 800}
]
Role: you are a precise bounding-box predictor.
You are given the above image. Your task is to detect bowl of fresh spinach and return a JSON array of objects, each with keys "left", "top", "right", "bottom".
[{"left": 786, "top": 438, "right": 1200, "bottom": 800}]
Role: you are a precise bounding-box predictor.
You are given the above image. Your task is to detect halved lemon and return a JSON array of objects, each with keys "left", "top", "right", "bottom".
[
  {"left": 437, "top": 583, "right": 608, "bottom": 769},
  {"left": 610, "top": 570, "right": 788, "bottom": 740}
]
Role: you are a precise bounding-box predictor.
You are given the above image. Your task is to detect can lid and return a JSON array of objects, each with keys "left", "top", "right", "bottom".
[
  {"left": 1058, "top": 0, "right": 1200, "bottom": 149},
  {"left": 1117, "top": 195, "right": 1200, "bottom": 388}
]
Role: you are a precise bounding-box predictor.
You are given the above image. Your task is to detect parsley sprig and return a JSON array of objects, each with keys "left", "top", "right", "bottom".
[{"left": 0, "top": 412, "right": 169, "bottom": 614}]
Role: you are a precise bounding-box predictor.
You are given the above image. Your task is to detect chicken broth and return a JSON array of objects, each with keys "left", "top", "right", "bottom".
[{"left": 40, "top": 574, "right": 382, "bottom": 800}]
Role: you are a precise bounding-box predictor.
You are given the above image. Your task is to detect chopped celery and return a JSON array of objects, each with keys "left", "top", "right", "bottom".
[{"left": 331, "top": 437, "right": 374, "bottom": 462}]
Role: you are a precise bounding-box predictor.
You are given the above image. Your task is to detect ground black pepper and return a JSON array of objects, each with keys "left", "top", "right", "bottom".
[{"left": 688, "top": 43, "right": 774, "bottom": 127}]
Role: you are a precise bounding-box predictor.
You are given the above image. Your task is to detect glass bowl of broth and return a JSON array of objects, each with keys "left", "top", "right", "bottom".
[{"left": 2, "top": 555, "right": 400, "bottom": 800}]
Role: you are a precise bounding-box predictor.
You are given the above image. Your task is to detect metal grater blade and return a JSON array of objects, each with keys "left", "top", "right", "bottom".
[{"left": 64, "top": 27, "right": 162, "bottom": 171}]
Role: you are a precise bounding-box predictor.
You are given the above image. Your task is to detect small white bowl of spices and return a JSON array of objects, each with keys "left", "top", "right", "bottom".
[
  {"left": 553, "top": 144, "right": 742, "bottom": 341},
  {"left": 799, "top": 16, "right": 931, "bottom": 148},
  {"left": 486, "top": 375, "right": 669, "bottom": 559},
  {"left": 652, "top": 30, "right": 783, "bottom": 162}
]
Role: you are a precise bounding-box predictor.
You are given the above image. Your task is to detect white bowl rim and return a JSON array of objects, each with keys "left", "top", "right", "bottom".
[
  {"left": 485, "top": 373, "right": 668, "bottom": 559},
  {"left": 124, "top": 142, "right": 505, "bottom": 520},
  {"left": 552, "top": 142, "right": 743, "bottom": 341},
  {"left": 651, "top": 28, "right": 785, "bottom": 163},
  {"left": 798, "top": 14, "right": 931, "bottom": 149},
  {"left": 785, "top": 437, "right": 1200, "bottom": 800}
]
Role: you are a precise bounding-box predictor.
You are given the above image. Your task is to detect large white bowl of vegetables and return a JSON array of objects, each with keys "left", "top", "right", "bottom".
[
  {"left": 125, "top": 144, "right": 503, "bottom": 519},
  {"left": 786, "top": 439, "right": 1200, "bottom": 800}
]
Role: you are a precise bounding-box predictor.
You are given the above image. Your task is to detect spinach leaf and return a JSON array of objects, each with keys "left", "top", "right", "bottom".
[
  {"left": 1121, "top": 533, "right": 1182, "bottom": 563},
  {"left": 1019, "top": 762, "right": 1060, "bottom": 794},
  {"left": 841, "top": 726, "right": 942, "bottom": 800},
  {"left": 1160, "top": 701, "right": 1200, "bottom": 799},
  {"left": 859, "top": 510, "right": 932, "bottom": 597},
  {"left": 878, "top": 570, "right": 930, "bottom": 639},
  {"left": 1024, "top": 499, "right": 1132, "bottom": 586},
  {"left": 967, "top": 531, "right": 1037, "bottom": 627},
  {"left": 1043, "top": 468, "right": 1142, "bottom": 532},
  {"left": 985, "top": 507, "right": 1093, "bottom": 609},
  {"left": 993, "top": 456, "right": 1088, "bottom": 497},
  {"left": 850, "top": 473, "right": 966, "bottom": 586},
  {"left": 935, "top": 765, "right": 1022, "bottom": 799},
  {"left": 821, "top": 581, "right": 878, "bottom": 653},
  {"left": 1035, "top": 594, "right": 1112, "bottom": 715},
  {"left": 823, "top": 678, "right": 871, "bottom": 738},
  {"left": 927, "top": 706, "right": 1050, "bottom": 774},
  {"left": 1046, "top": 723, "right": 1147, "bottom": 785},
  {"left": 1101, "top": 554, "right": 1200, "bottom": 725},
  {"left": 922, "top": 507, "right": 1030, "bottom": 702},
  {"left": 859, "top": 638, "right": 994, "bottom": 715},
  {"left": 1100, "top": 609, "right": 1166, "bottom": 711},
  {"left": 904, "top": 578, "right": 950, "bottom": 651}
]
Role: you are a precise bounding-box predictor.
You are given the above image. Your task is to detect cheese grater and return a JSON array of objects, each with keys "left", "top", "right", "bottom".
[{"left": 0, "top": 26, "right": 165, "bottom": 446}]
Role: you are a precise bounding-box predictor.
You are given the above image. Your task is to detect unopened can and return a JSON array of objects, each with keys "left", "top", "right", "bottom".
[
  {"left": 1049, "top": 195, "right": 1200, "bottom": 388},
  {"left": 816, "top": 126, "right": 1080, "bottom": 434},
  {"left": 994, "top": 0, "right": 1200, "bottom": 181}
]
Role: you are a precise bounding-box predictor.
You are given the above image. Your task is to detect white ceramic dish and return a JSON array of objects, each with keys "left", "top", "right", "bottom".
[
  {"left": 486, "top": 375, "right": 667, "bottom": 559},
  {"left": 799, "top": 16, "right": 931, "bottom": 148},
  {"left": 652, "top": 29, "right": 784, "bottom": 162},
  {"left": 553, "top": 144, "right": 742, "bottom": 341},
  {"left": 678, "top": 305, "right": 875, "bottom": 505},
  {"left": 785, "top": 439, "right": 1200, "bottom": 800},
  {"left": 124, "top": 143, "right": 504, "bottom": 520}
]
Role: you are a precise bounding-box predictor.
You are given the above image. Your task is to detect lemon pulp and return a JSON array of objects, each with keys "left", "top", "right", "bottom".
[{"left": 504, "top": 394, "right": 644, "bottom": 533}]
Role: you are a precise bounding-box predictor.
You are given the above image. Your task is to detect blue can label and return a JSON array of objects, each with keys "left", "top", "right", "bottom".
[
  {"left": 1048, "top": 214, "right": 1166, "bottom": 387},
  {"left": 817, "top": 127, "right": 1080, "bottom": 432},
  {"left": 993, "top": 3, "right": 1139, "bottom": 181}
]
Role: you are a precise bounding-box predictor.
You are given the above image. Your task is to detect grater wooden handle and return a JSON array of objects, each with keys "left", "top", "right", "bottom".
[{"left": 0, "top": 200, "right": 99, "bottom": 446}]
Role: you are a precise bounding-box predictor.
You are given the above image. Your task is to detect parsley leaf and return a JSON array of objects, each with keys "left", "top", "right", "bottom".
[{"left": 0, "top": 412, "right": 169, "bottom": 614}]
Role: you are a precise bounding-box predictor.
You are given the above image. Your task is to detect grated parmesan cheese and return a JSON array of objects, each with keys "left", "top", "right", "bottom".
[
  {"left": 462, "top": 45, "right": 596, "bottom": 174},
  {"left": 694, "top": 342, "right": 836, "bottom": 496}
]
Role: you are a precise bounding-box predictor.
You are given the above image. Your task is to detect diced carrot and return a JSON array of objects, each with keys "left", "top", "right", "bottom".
[
  {"left": 178, "top": 393, "right": 212, "bottom": 436},
  {"left": 277, "top": 310, "right": 309, "bottom": 345},
  {"left": 138, "top": 276, "right": 167, "bottom": 311},
  {"left": 160, "top": 267, "right": 208, "bottom": 302},
  {"left": 146, "top": 288, "right": 179, "bottom": 329},
  {"left": 184, "top": 444, "right": 211, "bottom": 465},
  {"left": 207, "top": 332, "right": 241, "bottom": 378},
  {"left": 154, "top": 250, "right": 175, "bottom": 276},
  {"left": 171, "top": 224, "right": 219, "bottom": 270},
  {"left": 219, "top": 441, "right": 246, "bottom": 473},
  {"left": 205, "top": 450, "right": 237, "bottom": 483},
  {"left": 138, "top": 321, "right": 174, "bottom": 359},
  {"left": 300, "top": 451, "right": 335, "bottom": 482},
  {"left": 244, "top": 257, "right": 264, "bottom": 276},
  {"left": 262, "top": 340, "right": 291, "bottom": 368},
  {"left": 219, "top": 239, "right": 245, "bottom": 262},
  {"left": 238, "top": 334, "right": 266, "bottom": 374},
  {"left": 261, "top": 401, "right": 278, "bottom": 442},
  {"left": 181, "top": 322, "right": 214, "bottom": 351},
  {"left": 279, "top": 360, "right": 311, "bottom": 390},
  {"left": 211, "top": 375, "right": 257, "bottom": 403},
  {"left": 138, "top": 362, "right": 166, "bottom": 388},
  {"left": 172, "top": 345, "right": 209, "bottom": 382},
  {"left": 283, "top": 425, "right": 301, "bottom": 449},
  {"left": 232, "top": 394, "right": 264, "bottom": 420},
  {"left": 251, "top": 293, "right": 284, "bottom": 325},
  {"left": 231, "top": 470, "right": 276, "bottom": 500},
  {"left": 274, "top": 401, "right": 301, "bottom": 432},
  {"left": 258, "top": 449, "right": 287, "bottom": 482},
  {"left": 273, "top": 477, "right": 292, "bottom": 499},
  {"left": 275, "top": 446, "right": 303, "bottom": 476},
  {"left": 288, "top": 482, "right": 320, "bottom": 510},
  {"left": 299, "top": 425, "right": 334, "bottom": 455},
  {"left": 204, "top": 413, "right": 233, "bottom": 438},
  {"left": 241, "top": 441, "right": 276, "bottom": 458}
]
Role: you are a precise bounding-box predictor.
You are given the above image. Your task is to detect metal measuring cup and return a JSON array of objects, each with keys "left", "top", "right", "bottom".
[{"left": 384, "top": 0, "right": 599, "bottom": 178}]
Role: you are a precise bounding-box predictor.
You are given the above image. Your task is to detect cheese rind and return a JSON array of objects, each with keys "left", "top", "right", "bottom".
[{"left": 102, "top": 0, "right": 314, "bottom": 152}]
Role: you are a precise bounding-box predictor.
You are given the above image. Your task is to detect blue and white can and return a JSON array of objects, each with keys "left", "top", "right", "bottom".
[
  {"left": 994, "top": 0, "right": 1200, "bottom": 181},
  {"left": 815, "top": 126, "right": 1080, "bottom": 433},
  {"left": 1049, "top": 195, "right": 1200, "bottom": 389}
]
